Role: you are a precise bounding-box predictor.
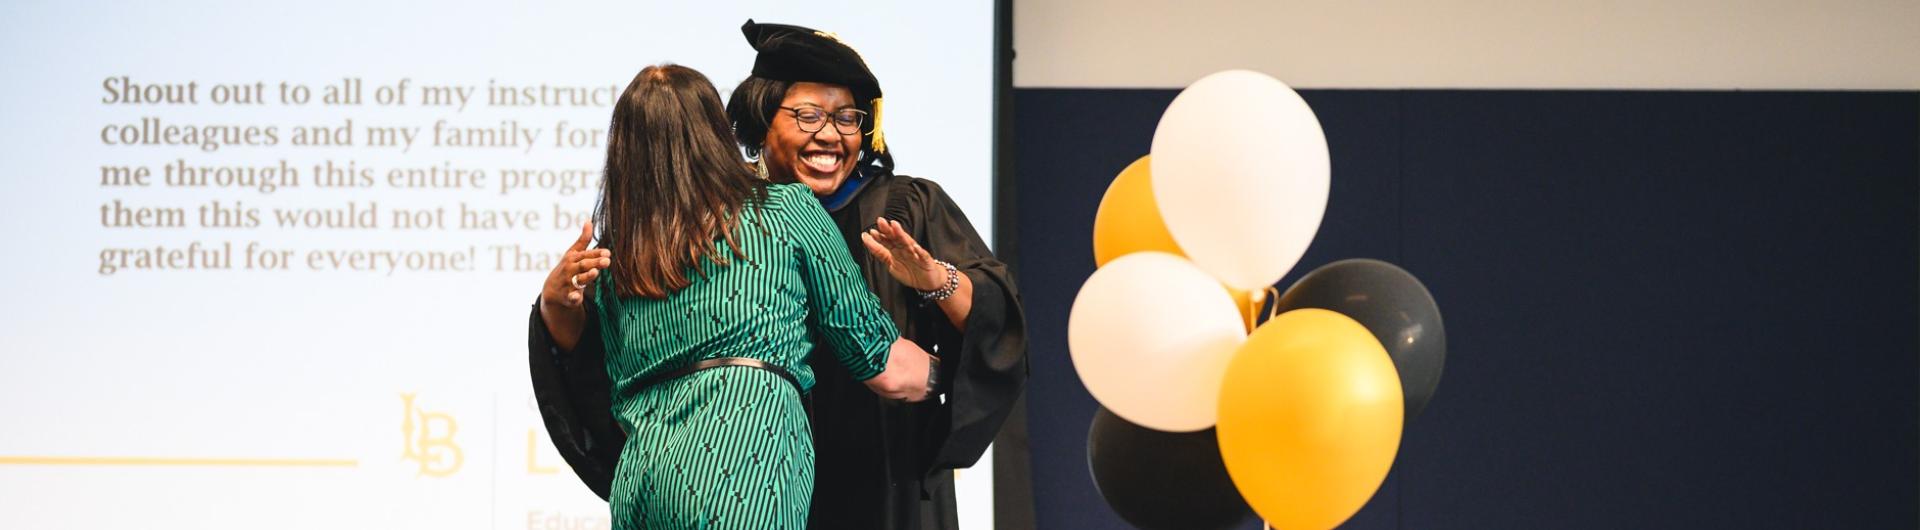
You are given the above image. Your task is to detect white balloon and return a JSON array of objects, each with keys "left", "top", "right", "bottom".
[
  {"left": 1068, "top": 252, "right": 1246, "bottom": 432},
  {"left": 1151, "top": 70, "right": 1330, "bottom": 291}
]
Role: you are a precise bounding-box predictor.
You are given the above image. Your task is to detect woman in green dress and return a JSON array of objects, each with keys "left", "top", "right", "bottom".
[{"left": 535, "top": 64, "right": 935, "bottom": 529}]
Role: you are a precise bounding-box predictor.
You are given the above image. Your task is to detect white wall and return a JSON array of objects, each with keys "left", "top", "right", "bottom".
[{"left": 1015, "top": 0, "right": 1920, "bottom": 89}]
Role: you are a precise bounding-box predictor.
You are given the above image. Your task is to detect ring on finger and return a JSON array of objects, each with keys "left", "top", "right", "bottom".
[{"left": 569, "top": 274, "right": 584, "bottom": 290}]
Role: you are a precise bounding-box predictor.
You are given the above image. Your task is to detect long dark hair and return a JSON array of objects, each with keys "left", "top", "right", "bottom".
[
  {"left": 597, "top": 64, "right": 766, "bottom": 299},
  {"left": 727, "top": 75, "right": 895, "bottom": 177}
]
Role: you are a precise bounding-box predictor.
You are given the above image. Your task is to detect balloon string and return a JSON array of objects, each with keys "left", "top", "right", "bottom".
[
  {"left": 1241, "top": 289, "right": 1259, "bottom": 332},
  {"left": 1243, "top": 285, "right": 1284, "bottom": 331}
]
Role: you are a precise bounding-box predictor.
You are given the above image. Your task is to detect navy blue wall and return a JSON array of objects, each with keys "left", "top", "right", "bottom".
[{"left": 1012, "top": 89, "right": 1918, "bottom": 529}]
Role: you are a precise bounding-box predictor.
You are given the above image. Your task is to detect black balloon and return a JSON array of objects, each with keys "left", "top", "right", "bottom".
[
  {"left": 1274, "top": 258, "right": 1447, "bottom": 419},
  {"left": 1087, "top": 407, "right": 1252, "bottom": 530}
]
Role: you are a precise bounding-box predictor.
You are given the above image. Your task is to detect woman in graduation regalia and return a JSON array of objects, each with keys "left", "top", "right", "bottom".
[{"left": 530, "top": 20, "right": 1028, "bottom": 530}]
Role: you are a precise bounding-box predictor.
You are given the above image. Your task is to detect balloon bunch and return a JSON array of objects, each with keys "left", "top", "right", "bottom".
[{"left": 1072, "top": 70, "right": 1447, "bottom": 530}]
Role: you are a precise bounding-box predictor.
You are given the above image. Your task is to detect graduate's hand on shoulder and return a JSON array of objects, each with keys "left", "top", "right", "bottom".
[
  {"left": 861, "top": 217, "right": 945, "bottom": 292},
  {"left": 543, "top": 220, "right": 611, "bottom": 308}
]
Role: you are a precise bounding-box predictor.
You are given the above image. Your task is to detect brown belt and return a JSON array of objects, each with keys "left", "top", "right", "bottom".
[{"left": 635, "top": 356, "right": 801, "bottom": 394}]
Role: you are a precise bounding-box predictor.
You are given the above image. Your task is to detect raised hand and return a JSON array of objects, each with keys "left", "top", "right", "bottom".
[
  {"left": 539, "top": 221, "right": 611, "bottom": 351},
  {"left": 860, "top": 217, "right": 944, "bottom": 292},
  {"left": 544, "top": 220, "right": 612, "bottom": 307}
]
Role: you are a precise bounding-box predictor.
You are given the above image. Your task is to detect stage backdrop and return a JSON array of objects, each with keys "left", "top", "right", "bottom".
[
  {"left": 0, "top": 2, "right": 998, "bottom": 529},
  {"left": 1014, "top": 88, "right": 1918, "bottom": 528}
]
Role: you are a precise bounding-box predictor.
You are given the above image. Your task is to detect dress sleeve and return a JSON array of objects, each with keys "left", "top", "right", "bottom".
[
  {"left": 898, "top": 177, "right": 1030, "bottom": 471},
  {"left": 782, "top": 185, "right": 900, "bottom": 381}
]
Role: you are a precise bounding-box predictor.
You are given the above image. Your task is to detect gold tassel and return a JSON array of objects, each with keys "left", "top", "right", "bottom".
[{"left": 869, "top": 97, "right": 887, "bottom": 153}]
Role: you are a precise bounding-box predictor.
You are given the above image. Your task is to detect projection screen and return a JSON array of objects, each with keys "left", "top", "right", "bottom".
[{"left": 0, "top": 2, "right": 999, "bottom": 528}]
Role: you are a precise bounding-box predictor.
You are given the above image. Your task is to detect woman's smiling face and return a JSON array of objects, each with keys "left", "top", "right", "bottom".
[{"left": 762, "top": 82, "right": 863, "bottom": 196}]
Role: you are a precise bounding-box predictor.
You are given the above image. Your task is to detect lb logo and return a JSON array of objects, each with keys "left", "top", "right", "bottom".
[{"left": 400, "top": 393, "right": 463, "bottom": 477}]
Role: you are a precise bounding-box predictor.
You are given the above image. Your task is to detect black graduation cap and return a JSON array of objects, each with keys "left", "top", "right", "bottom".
[{"left": 741, "top": 19, "right": 888, "bottom": 153}]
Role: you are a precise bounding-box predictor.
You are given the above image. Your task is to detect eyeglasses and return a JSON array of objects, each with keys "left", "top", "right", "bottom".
[{"left": 779, "top": 106, "right": 868, "bottom": 136}]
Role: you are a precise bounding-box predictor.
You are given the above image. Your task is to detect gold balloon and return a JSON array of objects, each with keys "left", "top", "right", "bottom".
[
  {"left": 1216, "top": 308, "right": 1403, "bottom": 530},
  {"left": 1092, "top": 155, "right": 1183, "bottom": 267}
]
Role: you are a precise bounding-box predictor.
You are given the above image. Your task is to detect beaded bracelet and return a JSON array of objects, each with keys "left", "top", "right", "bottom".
[{"left": 919, "top": 260, "right": 959, "bottom": 302}]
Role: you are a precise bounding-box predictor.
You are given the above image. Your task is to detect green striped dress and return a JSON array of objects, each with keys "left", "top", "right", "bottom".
[{"left": 592, "top": 183, "right": 898, "bottom": 530}]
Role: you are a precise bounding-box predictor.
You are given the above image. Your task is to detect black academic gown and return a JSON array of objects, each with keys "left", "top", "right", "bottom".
[{"left": 528, "top": 171, "right": 1028, "bottom": 530}]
